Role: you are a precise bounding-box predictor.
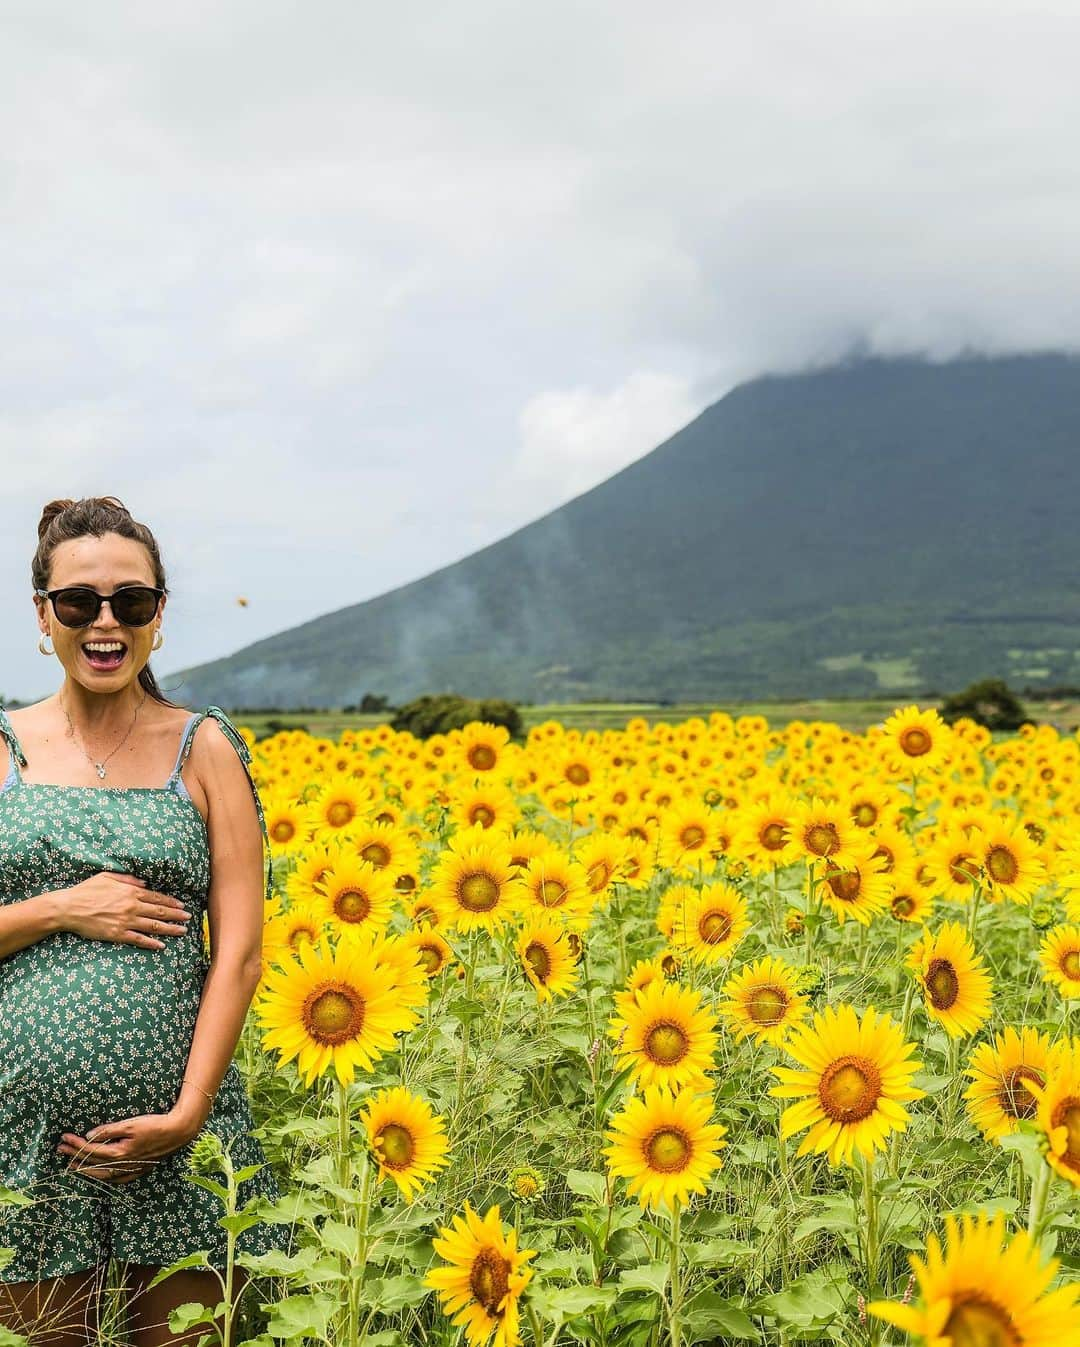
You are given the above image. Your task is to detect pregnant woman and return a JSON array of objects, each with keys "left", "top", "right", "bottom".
[{"left": 0, "top": 496, "right": 289, "bottom": 1345}]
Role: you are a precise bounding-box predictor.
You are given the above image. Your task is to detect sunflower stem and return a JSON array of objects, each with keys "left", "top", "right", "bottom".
[
  {"left": 525, "top": 1298, "right": 545, "bottom": 1347},
  {"left": 860, "top": 1154, "right": 881, "bottom": 1346},
  {"left": 352, "top": 1150, "right": 375, "bottom": 1347},
  {"left": 1026, "top": 1159, "right": 1052, "bottom": 1244},
  {"left": 967, "top": 879, "right": 983, "bottom": 940},
  {"left": 667, "top": 1199, "right": 682, "bottom": 1347}
]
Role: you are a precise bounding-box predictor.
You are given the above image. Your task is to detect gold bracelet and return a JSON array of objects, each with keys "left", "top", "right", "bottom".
[{"left": 182, "top": 1077, "right": 216, "bottom": 1102}]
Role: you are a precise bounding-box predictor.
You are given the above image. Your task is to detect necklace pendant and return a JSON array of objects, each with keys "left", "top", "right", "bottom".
[{"left": 96, "top": 764, "right": 107, "bottom": 780}]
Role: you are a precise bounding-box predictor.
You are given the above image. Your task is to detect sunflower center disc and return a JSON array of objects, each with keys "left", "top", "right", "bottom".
[
  {"left": 377, "top": 1123, "right": 415, "bottom": 1168},
  {"left": 538, "top": 879, "right": 568, "bottom": 908},
  {"left": 874, "top": 845, "right": 895, "bottom": 872},
  {"left": 818, "top": 1055, "right": 882, "bottom": 1123},
  {"left": 525, "top": 942, "right": 552, "bottom": 982},
  {"left": 926, "top": 958, "right": 961, "bottom": 1011},
  {"left": 986, "top": 846, "right": 1019, "bottom": 885},
  {"left": 645, "top": 1021, "right": 688, "bottom": 1065},
  {"left": 469, "top": 1249, "right": 510, "bottom": 1314},
  {"left": 854, "top": 802, "right": 878, "bottom": 826},
  {"left": 1063, "top": 950, "right": 1080, "bottom": 980},
  {"left": 805, "top": 823, "right": 839, "bottom": 857},
  {"left": 899, "top": 727, "right": 931, "bottom": 757},
  {"left": 395, "top": 873, "right": 417, "bottom": 893},
  {"left": 361, "top": 842, "right": 390, "bottom": 868},
  {"left": 998, "top": 1067, "right": 1043, "bottom": 1120},
  {"left": 335, "top": 889, "right": 371, "bottom": 923},
  {"left": 891, "top": 895, "right": 915, "bottom": 918},
  {"left": 827, "top": 868, "right": 862, "bottom": 903},
  {"left": 587, "top": 861, "right": 611, "bottom": 892},
  {"left": 513, "top": 1173, "right": 539, "bottom": 1198},
  {"left": 681, "top": 825, "right": 706, "bottom": 849},
  {"left": 417, "top": 944, "right": 443, "bottom": 976},
  {"left": 459, "top": 873, "right": 500, "bottom": 912},
  {"left": 471, "top": 805, "right": 496, "bottom": 827},
  {"left": 289, "top": 926, "right": 317, "bottom": 950},
  {"left": 303, "top": 986, "right": 365, "bottom": 1045},
  {"left": 1052, "top": 1099, "right": 1080, "bottom": 1174},
  {"left": 949, "top": 854, "right": 980, "bottom": 885},
  {"left": 943, "top": 1296, "right": 1020, "bottom": 1347},
  {"left": 469, "top": 745, "right": 497, "bottom": 770},
  {"left": 747, "top": 987, "right": 787, "bottom": 1025},
  {"left": 760, "top": 823, "right": 787, "bottom": 851},
  {"left": 699, "top": 910, "right": 732, "bottom": 944},
  {"left": 271, "top": 820, "right": 296, "bottom": 844},
  {"left": 566, "top": 763, "right": 590, "bottom": 786},
  {"left": 327, "top": 802, "right": 354, "bottom": 828},
  {"left": 646, "top": 1127, "right": 691, "bottom": 1173}
]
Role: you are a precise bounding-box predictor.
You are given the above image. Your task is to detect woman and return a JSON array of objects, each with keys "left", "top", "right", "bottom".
[{"left": 0, "top": 497, "right": 289, "bottom": 1346}]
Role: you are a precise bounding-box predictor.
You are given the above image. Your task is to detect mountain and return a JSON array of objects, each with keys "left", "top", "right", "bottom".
[{"left": 167, "top": 353, "right": 1080, "bottom": 707}]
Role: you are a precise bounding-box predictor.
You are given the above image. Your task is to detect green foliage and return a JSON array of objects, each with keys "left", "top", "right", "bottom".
[
  {"left": 939, "top": 677, "right": 1031, "bottom": 731},
  {"left": 390, "top": 692, "right": 522, "bottom": 739}
]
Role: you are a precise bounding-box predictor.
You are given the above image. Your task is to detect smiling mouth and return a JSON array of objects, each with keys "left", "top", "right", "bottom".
[{"left": 81, "top": 644, "right": 128, "bottom": 671}]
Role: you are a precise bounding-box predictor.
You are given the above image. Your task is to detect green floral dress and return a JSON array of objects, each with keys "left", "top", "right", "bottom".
[{"left": 0, "top": 705, "right": 290, "bottom": 1282}]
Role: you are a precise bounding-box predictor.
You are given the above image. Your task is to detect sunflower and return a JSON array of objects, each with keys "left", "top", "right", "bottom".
[
  {"left": 456, "top": 722, "right": 512, "bottom": 775},
  {"left": 847, "top": 781, "right": 899, "bottom": 830},
  {"left": 316, "top": 856, "right": 397, "bottom": 935},
  {"left": 965, "top": 1026, "right": 1056, "bottom": 1143},
  {"left": 504, "top": 828, "right": 559, "bottom": 872},
  {"left": 868, "top": 1209, "right": 1080, "bottom": 1345},
  {"left": 908, "top": 922, "right": 993, "bottom": 1038},
  {"left": 516, "top": 917, "right": 579, "bottom": 1002},
  {"left": 973, "top": 817, "right": 1047, "bottom": 905},
  {"left": 255, "top": 935, "right": 427, "bottom": 1086},
  {"left": 668, "top": 881, "right": 750, "bottom": 964},
  {"left": 401, "top": 925, "right": 455, "bottom": 979},
  {"left": 923, "top": 826, "right": 985, "bottom": 903},
  {"left": 887, "top": 864, "right": 935, "bottom": 924},
  {"left": 516, "top": 852, "right": 593, "bottom": 926},
  {"left": 609, "top": 980, "right": 718, "bottom": 1092},
  {"left": 360, "top": 1085, "right": 450, "bottom": 1202},
  {"left": 263, "top": 793, "right": 311, "bottom": 855},
  {"left": 880, "top": 704, "right": 951, "bottom": 773},
  {"left": 425, "top": 1203, "right": 536, "bottom": 1347},
  {"left": 867, "top": 820, "right": 916, "bottom": 875},
  {"left": 770, "top": 1003, "right": 924, "bottom": 1167},
  {"left": 658, "top": 801, "right": 722, "bottom": 874},
  {"left": 576, "top": 831, "right": 632, "bottom": 899},
  {"left": 789, "top": 797, "right": 861, "bottom": 869},
  {"left": 604, "top": 1086, "right": 727, "bottom": 1212},
  {"left": 308, "top": 773, "right": 376, "bottom": 835},
  {"left": 429, "top": 829, "right": 521, "bottom": 933},
  {"left": 262, "top": 899, "right": 329, "bottom": 969},
  {"left": 611, "top": 957, "right": 670, "bottom": 1019},
  {"left": 348, "top": 820, "right": 421, "bottom": 885},
  {"left": 1040, "top": 925, "right": 1080, "bottom": 998},
  {"left": 719, "top": 956, "right": 810, "bottom": 1046},
  {"left": 449, "top": 779, "right": 521, "bottom": 834},
  {"left": 1033, "top": 1048, "right": 1080, "bottom": 1188},
  {"left": 818, "top": 844, "right": 893, "bottom": 926}
]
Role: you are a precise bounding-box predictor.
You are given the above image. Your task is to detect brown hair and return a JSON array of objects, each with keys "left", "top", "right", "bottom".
[{"left": 32, "top": 496, "right": 183, "bottom": 708}]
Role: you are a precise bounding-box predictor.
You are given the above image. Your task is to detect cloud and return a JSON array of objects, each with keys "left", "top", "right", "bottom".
[{"left": 515, "top": 372, "right": 701, "bottom": 507}]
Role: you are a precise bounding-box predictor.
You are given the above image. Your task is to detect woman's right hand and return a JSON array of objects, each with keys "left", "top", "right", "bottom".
[{"left": 60, "top": 872, "right": 192, "bottom": 949}]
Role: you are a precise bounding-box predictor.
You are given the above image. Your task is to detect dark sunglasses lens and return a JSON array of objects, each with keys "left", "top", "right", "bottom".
[
  {"left": 53, "top": 590, "right": 99, "bottom": 627},
  {"left": 112, "top": 588, "right": 160, "bottom": 626}
]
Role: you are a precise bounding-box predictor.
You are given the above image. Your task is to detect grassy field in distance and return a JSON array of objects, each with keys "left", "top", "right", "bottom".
[{"left": 227, "top": 697, "right": 1080, "bottom": 740}]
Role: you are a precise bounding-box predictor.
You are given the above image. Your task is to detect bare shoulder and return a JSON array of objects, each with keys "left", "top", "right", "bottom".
[{"left": 184, "top": 713, "right": 257, "bottom": 820}]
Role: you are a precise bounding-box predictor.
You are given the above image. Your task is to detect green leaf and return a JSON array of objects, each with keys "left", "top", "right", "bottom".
[
  {"left": 0, "top": 1187, "right": 32, "bottom": 1209},
  {"left": 260, "top": 1293, "right": 337, "bottom": 1340},
  {"left": 754, "top": 1266, "right": 850, "bottom": 1330},
  {"left": 447, "top": 996, "right": 487, "bottom": 1025},
  {"left": 619, "top": 1262, "right": 669, "bottom": 1296},
  {"left": 218, "top": 1212, "right": 264, "bottom": 1237},
  {"left": 999, "top": 1130, "right": 1045, "bottom": 1184},
  {"left": 363, "top": 1275, "right": 429, "bottom": 1313},
  {"left": 167, "top": 1302, "right": 220, "bottom": 1333},
  {"left": 233, "top": 1162, "right": 267, "bottom": 1185},
  {"left": 317, "top": 1219, "right": 357, "bottom": 1257},
  {"left": 0, "top": 1327, "right": 30, "bottom": 1347},
  {"left": 146, "top": 1252, "right": 213, "bottom": 1288},
  {"left": 566, "top": 1170, "right": 609, "bottom": 1204},
  {"left": 683, "top": 1291, "right": 760, "bottom": 1342}
]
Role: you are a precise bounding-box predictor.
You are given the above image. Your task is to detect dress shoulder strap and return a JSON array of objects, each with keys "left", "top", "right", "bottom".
[
  {"left": 0, "top": 706, "right": 28, "bottom": 784},
  {"left": 173, "top": 706, "right": 272, "bottom": 904}
]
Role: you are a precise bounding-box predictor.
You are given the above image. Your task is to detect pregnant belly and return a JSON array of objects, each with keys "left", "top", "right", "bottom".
[{"left": 0, "top": 931, "right": 206, "bottom": 1133}]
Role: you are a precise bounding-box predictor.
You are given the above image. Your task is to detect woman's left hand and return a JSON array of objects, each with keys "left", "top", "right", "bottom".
[{"left": 57, "top": 1111, "right": 200, "bottom": 1185}]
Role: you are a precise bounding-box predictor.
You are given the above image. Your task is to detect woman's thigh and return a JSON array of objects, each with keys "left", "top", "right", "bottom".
[
  {"left": 0, "top": 1265, "right": 106, "bottom": 1347},
  {"left": 120, "top": 1264, "right": 249, "bottom": 1347}
]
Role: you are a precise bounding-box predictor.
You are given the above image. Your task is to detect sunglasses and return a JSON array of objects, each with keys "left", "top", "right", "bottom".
[{"left": 35, "top": 585, "right": 165, "bottom": 629}]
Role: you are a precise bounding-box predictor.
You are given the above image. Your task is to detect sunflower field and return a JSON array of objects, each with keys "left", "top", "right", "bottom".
[{"left": 205, "top": 706, "right": 1080, "bottom": 1345}]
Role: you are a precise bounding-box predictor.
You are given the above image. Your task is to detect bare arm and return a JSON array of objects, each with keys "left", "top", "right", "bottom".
[
  {"left": 167, "top": 718, "right": 267, "bottom": 1137},
  {"left": 0, "top": 892, "right": 63, "bottom": 959}
]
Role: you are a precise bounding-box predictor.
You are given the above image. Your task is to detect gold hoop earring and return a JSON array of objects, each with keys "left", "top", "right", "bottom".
[
  {"left": 38, "top": 634, "right": 54, "bottom": 656},
  {"left": 152, "top": 631, "right": 164, "bottom": 651}
]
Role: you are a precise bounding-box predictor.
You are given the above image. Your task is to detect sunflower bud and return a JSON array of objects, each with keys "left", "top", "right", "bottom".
[{"left": 507, "top": 1165, "right": 545, "bottom": 1204}]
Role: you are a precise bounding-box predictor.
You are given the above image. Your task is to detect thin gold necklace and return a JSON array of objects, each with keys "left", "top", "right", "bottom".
[{"left": 59, "top": 690, "right": 148, "bottom": 780}]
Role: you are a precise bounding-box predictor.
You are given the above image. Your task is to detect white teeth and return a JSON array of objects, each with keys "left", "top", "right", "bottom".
[{"left": 84, "top": 643, "right": 125, "bottom": 653}]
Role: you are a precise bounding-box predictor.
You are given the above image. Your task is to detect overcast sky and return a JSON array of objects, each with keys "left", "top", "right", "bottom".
[{"left": 3, "top": 1, "right": 1079, "bottom": 701}]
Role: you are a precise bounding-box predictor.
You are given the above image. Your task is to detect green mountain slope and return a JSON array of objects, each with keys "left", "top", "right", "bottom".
[{"left": 168, "top": 353, "right": 1080, "bottom": 707}]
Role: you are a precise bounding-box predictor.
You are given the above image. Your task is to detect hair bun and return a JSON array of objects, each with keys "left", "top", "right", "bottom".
[{"left": 37, "top": 499, "right": 77, "bottom": 542}]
